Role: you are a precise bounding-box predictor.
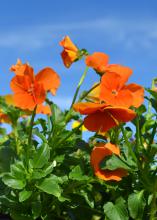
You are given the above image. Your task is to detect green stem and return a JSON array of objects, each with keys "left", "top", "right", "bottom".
[
  {"left": 120, "top": 125, "right": 137, "bottom": 162},
  {"left": 56, "top": 121, "right": 84, "bottom": 147},
  {"left": 149, "top": 121, "right": 157, "bottom": 146},
  {"left": 12, "top": 123, "right": 20, "bottom": 155},
  {"left": 70, "top": 66, "right": 89, "bottom": 109},
  {"left": 149, "top": 178, "right": 157, "bottom": 220},
  {"left": 65, "top": 66, "right": 89, "bottom": 123},
  {"left": 135, "top": 114, "right": 143, "bottom": 148},
  {"left": 78, "top": 83, "right": 99, "bottom": 102},
  {"left": 28, "top": 105, "right": 37, "bottom": 146},
  {"left": 147, "top": 78, "right": 156, "bottom": 116}
]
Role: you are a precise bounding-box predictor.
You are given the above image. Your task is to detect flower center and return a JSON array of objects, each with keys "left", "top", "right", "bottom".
[
  {"left": 111, "top": 90, "right": 118, "bottom": 95},
  {"left": 27, "top": 84, "right": 35, "bottom": 94}
]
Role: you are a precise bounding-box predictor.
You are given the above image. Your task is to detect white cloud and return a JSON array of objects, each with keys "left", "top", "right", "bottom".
[{"left": 0, "top": 17, "right": 157, "bottom": 51}]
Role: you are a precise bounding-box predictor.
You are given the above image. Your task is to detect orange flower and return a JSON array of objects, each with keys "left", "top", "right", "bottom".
[
  {"left": 0, "top": 109, "right": 11, "bottom": 123},
  {"left": 73, "top": 102, "right": 136, "bottom": 132},
  {"left": 85, "top": 52, "right": 109, "bottom": 74},
  {"left": 90, "top": 142, "right": 127, "bottom": 181},
  {"left": 59, "top": 36, "right": 79, "bottom": 68},
  {"left": 10, "top": 61, "right": 60, "bottom": 110},
  {"left": 100, "top": 64, "right": 144, "bottom": 108},
  {"left": 36, "top": 104, "right": 51, "bottom": 115},
  {"left": 10, "top": 59, "right": 32, "bottom": 76},
  {"left": 4, "top": 94, "right": 51, "bottom": 115}
]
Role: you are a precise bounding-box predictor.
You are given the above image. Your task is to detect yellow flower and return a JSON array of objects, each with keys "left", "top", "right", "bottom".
[{"left": 72, "top": 120, "right": 87, "bottom": 131}]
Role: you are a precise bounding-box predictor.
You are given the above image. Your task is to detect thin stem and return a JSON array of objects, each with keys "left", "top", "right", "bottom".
[
  {"left": 65, "top": 66, "right": 89, "bottom": 123},
  {"left": 78, "top": 83, "right": 99, "bottom": 102},
  {"left": 28, "top": 105, "right": 37, "bottom": 146},
  {"left": 12, "top": 123, "right": 20, "bottom": 155},
  {"left": 56, "top": 121, "right": 84, "bottom": 147},
  {"left": 149, "top": 119, "right": 157, "bottom": 146},
  {"left": 147, "top": 78, "right": 156, "bottom": 116},
  {"left": 135, "top": 114, "right": 143, "bottom": 148},
  {"left": 120, "top": 125, "right": 137, "bottom": 162},
  {"left": 70, "top": 66, "right": 89, "bottom": 109}
]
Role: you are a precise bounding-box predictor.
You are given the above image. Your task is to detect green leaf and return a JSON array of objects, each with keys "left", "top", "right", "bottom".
[
  {"left": 36, "top": 176, "right": 62, "bottom": 197},
  {"left": 11, "top": 212, "right": 33, "bottom": 220},
  {"left": 32, "top": 200, "right": 42, "bottom": 219},
  {"left": 151, "top": 143, "right": 157, "bottom": 150},
  {"left": 10, "top": 161, "right": 26, "bottom": 179},
  {"left": 100, "top": 155, "right": 132, "bottom": 171},
  {"left": 128, "top": 190, "right": 146, "bottom": 219},
  {"left": 32, "top": 162, "right": 55, "bottom": 179},
  {"left": 32, "top": 143, "right": 50, "bottom": 168},
  {"left": 135, "top": 104, "right": 146, "bottom": 115},
  {"left": 33, "top": 128, "right": 48, "bottom": 143},
  {"left": 69, "top": 165, "right": 89, "bottom": 181},
  {"left": 104, "top": 197, "right": 129, "bottom": 220},
  {"left": 2, "top": 174, "right": 26, "bottom": 189},
  {"left": 0, "top": 146, "right": 15, "bottom": 174},
  {"left": 19, "top": 190, "right": 32, "bottom": 202},
  {"left": 80, "top": 190, "right": 94, "bottom": 208},
  {"left": 146, "top": 89, "right": 157, "bottom": 99},
  {"left": 52, "top": 103, "right": 65, "bottom": 125}
]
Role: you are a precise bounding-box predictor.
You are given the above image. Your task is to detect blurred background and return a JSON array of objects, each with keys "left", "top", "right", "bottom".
[{"left": 0, "top": 0, "right": 157, "bottom": 109}]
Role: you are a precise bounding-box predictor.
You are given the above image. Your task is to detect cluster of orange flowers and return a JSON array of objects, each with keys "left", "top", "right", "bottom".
[
  {"left": 0, "top": 36, "right": 144, "bottom": 182},
  {"left": 60, "top": 36, "right": 144, "bottom": 181}
]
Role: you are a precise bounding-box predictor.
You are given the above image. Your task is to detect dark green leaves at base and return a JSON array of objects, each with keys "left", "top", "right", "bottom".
[
  {"left": 103, "top": 197, "right": 129, "bottom": 220},
  {"left": 32, "top": 143, "right": 50, "bottom": 169},
  {"left": 2, "top": 174, "right": 26, "bottom": 190},
  {"left": 128, "top": 190, "right": 146, "bottom": 219},
  {"left": 36, "top": 176, "right": 62, "bottom": 197},
  {"left": 19, "top": 190, "right": 32, "bottom": 202},
  {"left": 69, "top": 165, "right": 89, "bottom": 181}
]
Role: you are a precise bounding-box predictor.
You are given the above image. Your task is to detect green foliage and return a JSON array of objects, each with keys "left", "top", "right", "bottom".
[
  {"left": 36, "top": 176, "right": 62, "bottom": 197},
  {"left": 31, "top": 143, "right": 50, "bottom": 169},
  {"left": 128, "top": 190, "right": 146, "bottom": 219},
  {"left": 0, "top": 55, "right": 157, "bottom": 220},
  {"left": 103, "top": 197, "right": 129, "bottom": 220}
]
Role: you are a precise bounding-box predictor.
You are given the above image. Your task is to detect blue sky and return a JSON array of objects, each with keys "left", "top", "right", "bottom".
[{"left": 0, "top": 0, "right": 157, "bottom": 109}]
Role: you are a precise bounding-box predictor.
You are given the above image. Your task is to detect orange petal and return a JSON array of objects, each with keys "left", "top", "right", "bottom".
[
  {"left": 106, "top": 106, "right": 136, "bottom": 122},
  {"left": 10, "top": 59, "right": 34, "bottom": 80},
  {"left": 125, "top": 83, "right": 144, "bottom": 107},
  {"left": 10, "top": 59, "right": 25, "bottom": 75},
  {"left": 12, "top": 83, "right": 46, "bottom": 111},
  {"left": 60, "top": 50, "right": 75, "bottom": 68},
  {"left": 90, "top": 143, "right": 127, "bottom": 181},
  {"left": 59, "top": 36, "right": 78, "bottom": 52},
  {"left": 95, "top": 169, "right": 127, "bottom": 181},
  {"left": 35, "top": 67, "right": 60, "bottom": 95},
  {"left": 84, "top": 111, "right": 117, "bottom": 132},
  {"left": 10, "top": 75, "right": 33, "bottom": 93},
  {"left": 90, "top": 143, "right": 120, "bottom": 170},
  {"left": 100, "top": 72, "right": 122, "bottom": 91},
  {"left": 73, "top": 102, "right": 108, "bottom": 115},
  {"left": 36, "top": 104, "right": 51, "bottom": 115},
  {"left": 104, "top": 64, "right": 132, "bottom": 87},
  {"left": 85, "top": 52, "right": 109, "bottom": 73},
  {"left": 100, "top": 72, "right": 134, "bottom": 107},
  {"left": 0, "top": 110, "right": 11, "bottom": 124}
]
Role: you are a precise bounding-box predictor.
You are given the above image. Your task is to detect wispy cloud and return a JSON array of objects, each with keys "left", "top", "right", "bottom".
[{"left": 0, "top": 17, "right": 157, "bottom": 51}]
